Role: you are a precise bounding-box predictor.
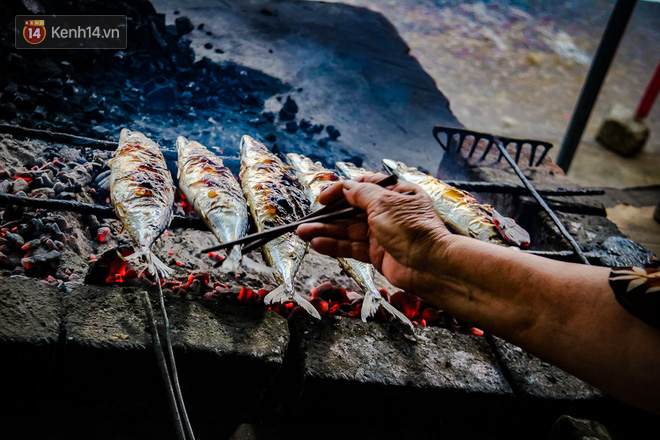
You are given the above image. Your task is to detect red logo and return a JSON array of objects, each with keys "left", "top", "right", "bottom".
[{"left": 23, "top": 20, "right": 46, "bottom": 45}]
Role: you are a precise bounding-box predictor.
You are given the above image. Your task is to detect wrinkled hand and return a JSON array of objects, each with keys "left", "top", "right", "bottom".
[{"left": 297, "top": 173, "right": 453, "bottom": 293}]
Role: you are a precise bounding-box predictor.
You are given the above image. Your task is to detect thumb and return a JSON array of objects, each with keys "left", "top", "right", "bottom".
[{"left": 342, "top": 180, "right": 390, "bottom": 213}]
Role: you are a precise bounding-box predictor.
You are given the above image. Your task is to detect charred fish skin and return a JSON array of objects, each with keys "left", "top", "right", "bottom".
[
  {"left": 239, "top": 136, "right": 320, "bottom": 319},
  {"left": 176, "top": 136, "right": 248, "bottom": 271},
  {"left": 109, "top": 129, "right": 175, "bottom": 277},
  {"left": 288, "top": 154, "right": 412, "bottom": 327},
  {"left": 382, "top": 158, "right": 515, "bottom": 245}
]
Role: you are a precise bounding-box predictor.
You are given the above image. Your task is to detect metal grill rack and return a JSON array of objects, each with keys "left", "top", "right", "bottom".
[{"left": 433, "top": 125, "right": 590, "bottom": 265}]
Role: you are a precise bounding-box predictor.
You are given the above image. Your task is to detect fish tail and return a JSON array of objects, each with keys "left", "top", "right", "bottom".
[
  {"left": 222, "top": 246, "right": 242, "bottom": 272},
  {"left": 147, "top": 251, "right": 174, "bottom": 279},
  {"left": 361, "top": 291, "right": 379, "bottom": 322},
  {"left": 379, "top": 299, "right": 414, "bottom": 329},
  {"left": 264, "top": 285, "right": 321, "bottom": 320}
]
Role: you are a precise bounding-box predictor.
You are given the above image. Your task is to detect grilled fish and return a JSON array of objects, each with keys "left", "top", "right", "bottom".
[
  {"left": 109, "top": 129, "right": 175, "bottom": 278},
  {"left": 289, "top": 154, "right": 412, "bottom": 327},
  {"left": 239, "top": 136, "right": 320, "bottom": 319},
  {"left": 176, "top": 136, "right": 248, "bottom": 271},
  {"left": 381, "top": 159, "right": 529, "bottom": 246}
]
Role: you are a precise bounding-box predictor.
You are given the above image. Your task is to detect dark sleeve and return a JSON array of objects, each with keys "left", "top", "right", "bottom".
[{"left": 609, "top": 267, "right": 660, "bottom": 328}]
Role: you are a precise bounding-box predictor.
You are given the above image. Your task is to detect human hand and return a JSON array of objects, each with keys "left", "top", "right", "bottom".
[{"left": 297, "top": 173, "right": 454, "bottom": 293}]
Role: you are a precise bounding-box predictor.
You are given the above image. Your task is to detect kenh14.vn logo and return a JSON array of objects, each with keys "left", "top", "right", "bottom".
[{"left": 23, "top": 19, "right": 46, "bottom": 44}]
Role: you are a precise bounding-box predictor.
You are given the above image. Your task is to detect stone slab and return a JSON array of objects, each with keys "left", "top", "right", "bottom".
[
  {"left": 290, "top": 317, "right": 514, "bottom": 432},
  {"left": 0, "top": 276, "right": 63, "bottom": 422},
  {"left": 59, "top": 283, "right": 290, "bottom": 424}
]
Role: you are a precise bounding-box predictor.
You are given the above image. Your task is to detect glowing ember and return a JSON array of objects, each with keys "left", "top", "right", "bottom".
[{"left": 96, "top": 227, "right": 111, "bottom": 243}]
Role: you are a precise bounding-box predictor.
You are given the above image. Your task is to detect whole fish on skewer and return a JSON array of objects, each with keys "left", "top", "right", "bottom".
[
  {"left": 239, "top": 136, "right": 320, "bottom": 319},
  {"left": 176, "top": 136, "right": 248, "bottom": 271},
  {"left": 288, "top": 154, "right": 412, "bottom": 327},
  {"left": 109, "top": 129, "right": 175, "bottom": 278},
  {"left": 381, "top": 159, "right": 529, "bottom": 247}
]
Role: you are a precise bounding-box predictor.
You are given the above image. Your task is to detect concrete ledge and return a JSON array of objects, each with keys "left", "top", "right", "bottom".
[{"left": 290, "top": 317, "right": 514, "bottom": 433}]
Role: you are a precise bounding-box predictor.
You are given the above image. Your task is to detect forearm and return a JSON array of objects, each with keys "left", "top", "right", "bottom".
[{"left": 416, "top": 235, "right": 660, "bottom": 413}]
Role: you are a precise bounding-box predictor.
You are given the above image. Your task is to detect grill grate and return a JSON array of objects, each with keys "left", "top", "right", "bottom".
[
  {"left": 433, "top": 125, "right": 590, "bottom": 265},
  {"left": 433, "top": 126, "right": 553, "bottom": 167}
]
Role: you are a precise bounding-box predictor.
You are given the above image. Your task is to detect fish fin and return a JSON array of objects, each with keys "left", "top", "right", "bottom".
[
  {"left": 264, "top": 285, "right": 321, "bottom": 320},
  {"left": 379, "top": 299, "right": 414, "bottom": 329},
  {"left": 239, "top": 255, "right": 276, "bottom": 277},
  {"left": 97, "top": 176, "right": 111, "bottom": 191},
  {"left": 147, "top": 252, "right": 173, "bottom": 279},
  {"left": 221, "top": 246, "right": 242, "bottom": 272},
  {"left": 263, "top": 284, "right": 289, "bottom": 305},
  {"left": 361, "top": 291, "right": 379, "bottom": 322},
  {"left": 293, "top": 292, "right": 321, "bottom": 320}
]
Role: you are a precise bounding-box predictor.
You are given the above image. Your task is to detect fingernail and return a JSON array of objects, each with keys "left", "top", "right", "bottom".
[{"left": 343, "top": 180, "right": 356, "bottom": 190}]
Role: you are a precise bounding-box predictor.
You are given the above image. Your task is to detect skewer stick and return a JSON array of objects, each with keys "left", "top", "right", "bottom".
[
  {"left": 141, "top": 290, "right": 187, "bottom": 440},
  {"left": 154, "top": 272, "right": 196, "bottom": 440},
  {"left": 0, "top": 193, "right": 206, "bottom": 230}
]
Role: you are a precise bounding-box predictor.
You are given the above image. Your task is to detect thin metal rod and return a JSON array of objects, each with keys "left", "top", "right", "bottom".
[
  {"left": 154, "top": 272, "right": 196, "bottom": 440},
  {"left": 0, "top": 123, "right": 116, "bottom": 150},
  {"left": 556, "top": 0, "right": 638, "bottom": 172},
  {"left": 141, "top": 290, "right": 187, "bottom": 440},
  {"left": 442, "top": 181, "right": 604, "bottom": 197},
  {"left": 495, "top": 142, "right": 591, "bottom": 265},
  {"left": 0, "top": 192, "right": 206, "bottom": 230}
]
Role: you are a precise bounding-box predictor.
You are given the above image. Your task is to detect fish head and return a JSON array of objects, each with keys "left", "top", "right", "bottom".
[{"left": 381, "top": 158, "right": 399, "bottom": 175}]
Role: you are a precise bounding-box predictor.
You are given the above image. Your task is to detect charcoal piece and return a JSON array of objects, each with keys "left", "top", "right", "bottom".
[
  {"left": 0, "top": 102, "right": 17, "bottom": 118},
  {"left": 285, "top": 121, "right": 298, "bottom": 133},
  {"left": 262, "top": 111, "right": 275, "bottom": 122},
  {"left": 278, "top": 96, "right": 298, "bottom": 121},
  {"left": 204, "top": 43, "right": 213, "bottom": 50},
  {"left": 264, "top": 133, "right": 276, "bottom": 142},
  {"left": 326, "top": 125, "right": 341, "bottom": 140},
  {"left": 145, "top": 83, "right": 177, "bottom": 110},
  {"left": 197, "top": 23, "right": 205, "bottom": 30},
  {"left": 47, "top": 223, "right": 64, "bottom": 241}
]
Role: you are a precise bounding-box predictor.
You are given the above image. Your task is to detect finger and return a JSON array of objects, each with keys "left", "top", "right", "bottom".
[
  {"left": 341, "top": 180, "right": 394, "bottom": 213},
  {"left": 318, "top": 181, "right": 345, "bottom": 205},
  {"left": 297, "top": 221, "right": 369, "bottom": 241},
  {"left": 309, "top": 237, "right": 371, "bottom": 262}
]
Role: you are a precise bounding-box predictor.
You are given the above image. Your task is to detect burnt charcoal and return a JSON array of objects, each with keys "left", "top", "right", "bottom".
[
  {"left": 33, "top": 105, "right": 48, "bottom": 120},
  {"left": 27, "top": 218, "right": 45, "bottom": 237},
  {"left": 197, "top": 23, "right": 205, "bottom": 30},
  {"left": 38, "top": 58, "right": 64, "bottom": 79},
  {"left": 326, "top": 125, "right": 341, "bottom": 140},
  {"left": 6, "top": 233, "right": 25, "bottom": 250},
  {"left": 262, "top": 111, "right": 275, "bottom": 122},
  {"left": 146, "top": 83, "right": 177, "bottom": 110},
  {"left": 285, "top": 121, "right": 298, "bottom": 133},
  {"left": 47, "top": 223, "right": 64, "bottom": 241},
  {"left": 12, "top": 92, "right": 33, "bottom": 110},
  {"left": 214, "top": 48, "right": 224, "bottom": 54},
  {"left": 264, "top": 133, "right": 276, "bottom": 142},
  {"left": 175, "top": 16, "right": 194, "bottom": 36},
  {"left": 299, "top": 119, "right": 311, "bottom": 132},
  {"left": 0, "top": 102, "right": 17, "bottom": 118},
  {"left": 318, "top": 139, "right": 327, "bottom": 147},
  {"left": 278, "top": 96, "right": 298, "bottom": 121},
  {"left": 206, "top": 30, "right": 213, "bottom": 36}
]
